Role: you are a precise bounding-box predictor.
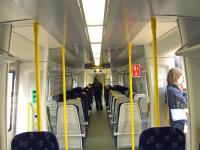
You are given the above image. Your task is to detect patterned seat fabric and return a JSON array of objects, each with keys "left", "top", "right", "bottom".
[
  {"left": 139, "top": 127, "right": 185, "bottom": 150},
  {"left": 11, "top": 132, "right": 59, "bottom": 150}
]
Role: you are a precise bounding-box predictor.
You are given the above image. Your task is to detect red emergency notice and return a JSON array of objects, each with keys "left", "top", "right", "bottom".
[{"left": 132, "top": 64, "right": 140, "bottom": 77}]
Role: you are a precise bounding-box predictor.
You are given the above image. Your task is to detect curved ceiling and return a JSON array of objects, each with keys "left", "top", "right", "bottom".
[{"left": 1, "top": 0, "right": 200, "bottom": 69}]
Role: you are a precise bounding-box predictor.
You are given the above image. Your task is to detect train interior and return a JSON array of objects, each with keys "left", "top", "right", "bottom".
[{"left": 0, "top": 0, "right": 200, "bottom": 149}]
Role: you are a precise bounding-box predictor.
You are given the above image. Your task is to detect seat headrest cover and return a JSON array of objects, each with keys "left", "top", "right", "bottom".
[{"left": 11, "top": 132, "right": 59, "bottom": 150}]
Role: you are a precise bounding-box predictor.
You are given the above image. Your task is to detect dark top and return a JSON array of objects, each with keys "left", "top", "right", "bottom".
[
  {"left": 166, "top": 84, "right": 187, "bottom": 109},
  {"left": 166, "top": 84, "right": 188, "bottom": 131},
  {"left": 93, "top": 81, "right": 102, "bottom": 96}
]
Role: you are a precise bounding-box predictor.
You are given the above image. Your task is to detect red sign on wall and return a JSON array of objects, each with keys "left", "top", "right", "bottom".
[{"left": 132, "top": 64, "right": 140, "bottom": 77}]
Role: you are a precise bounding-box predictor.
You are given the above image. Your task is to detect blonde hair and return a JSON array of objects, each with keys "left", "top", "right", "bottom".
[{"left": 167, "top": 68, "right": 183, "bottom": 85}]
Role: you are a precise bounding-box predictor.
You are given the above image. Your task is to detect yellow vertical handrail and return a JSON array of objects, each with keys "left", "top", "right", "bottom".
[
  {"left": 166, "top": 105, "right": 170, "bottom": 125},
  {"left": 27, "top": 102, "right": 32, "bottom": 131},
  {"left": 61, "top": 46, "right": 69, "bottom": 150},
  {"left": 102, "top": 73, "right": 105, "bottom": 99},
  {"left": 151, "top": 17, "right": 160, "bottom": 127},
  {"left": 128, "top": 42, "right": 135, "bottom": 150},
  {"left": 34, "top": 21, "right": 42, "bottom": 131},
  {"left": 85, "top": 70, "right": 88, "bottom": 86}
]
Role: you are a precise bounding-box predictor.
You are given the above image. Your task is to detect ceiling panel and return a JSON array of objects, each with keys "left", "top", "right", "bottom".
[
  {"left": 132, "top": 21, "right": 177, "bottom": 45},
  {"left": 10, "top": 0, "right": 92, "bottom": 69},
  {"left": 13, "top": 25, "right": 60, "bottom": 49},
  {"left": 102, "top": 0, "right": 150, "bottom": 69},
  {"left": 153, "top": 0, "right": 200, "bottom": 18},
  {"left": 0, "top": 0, "right": 31, "bottom": 22}
]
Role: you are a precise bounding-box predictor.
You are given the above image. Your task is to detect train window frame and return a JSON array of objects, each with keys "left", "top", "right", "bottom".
[{"left": 7, "top": 71, "right": 15, "bottom": 132}]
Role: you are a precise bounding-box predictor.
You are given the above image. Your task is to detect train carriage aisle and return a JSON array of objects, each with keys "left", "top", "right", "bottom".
[{"left": 84, "top": 101, "right": 116, "bottom": 150}]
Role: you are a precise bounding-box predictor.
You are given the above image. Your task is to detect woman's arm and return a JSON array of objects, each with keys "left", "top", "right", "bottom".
[{"left": 174, "top": 90, "right": 188, "bottom": 109}]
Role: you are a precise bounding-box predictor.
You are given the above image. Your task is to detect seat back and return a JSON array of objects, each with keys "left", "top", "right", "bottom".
[
  {"left": 109, "top": 91, "right": 120, "bottom": 110},
  {"left": 111, "top": 94, "right": 126, "bottom": 115},
  {"left": 117, "top": 103, "right": 142, "bottom": 149},
  {"left": 134, "top": 94, "right": 146, "bottom": 104},
  {"left": 11, "top": 132, "right": 59, "bottom": 150},
  {"left": 47, "top": 100, "right": 58, "bottom": 134},
  {"left": 125, "top": 90, "right": 129, "bottom": 97},
  {"left": 57, "top": 104, "right": 82, "bottom": 149},
  {"left": 113, "top": 98, "right": 129, "bottom": 133},
  {"left": 139, "top": 97, "right": 150, "bottom": 130},
  {"left": 67, "top": 99, "right": 86, "bottom": 135},
  {"left": 47, "top": 106, "right": 54, "bottom": 132},
  {"left": 139, "top": 127, "right": 185, "bottom": 150}
]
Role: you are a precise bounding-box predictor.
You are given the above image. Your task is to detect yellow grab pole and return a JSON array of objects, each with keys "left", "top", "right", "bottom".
[
  {"left": 61, "top": 46, "right": 69, "bottom": 150},
  {"left": 27, "top": 102, "right": 32, "bottom": 131},
  {"left": 34, "top": 21, "right": 42, "bottom": 131},
  {"left": 102, "top": 74, "right": 105, "bottom": 99},
  {"left": 166, "top": 105, "right": 170, "bottom": 125},
  {"left": 128, "top": 42, "right": 135, "bottom": 150},
  {"left": 84, "top": 69, "right": 87, "bottom": 86},
  {"left": 151, "top": 17, "right": 160, "bottom": 127},
  {"left": 85, "top": 69, "right": 88, "bottom": 86}
]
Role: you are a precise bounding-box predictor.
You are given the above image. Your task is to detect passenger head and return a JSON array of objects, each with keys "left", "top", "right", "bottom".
[{"left": 167, "top": 68, "right": 183, "bottom": 85}]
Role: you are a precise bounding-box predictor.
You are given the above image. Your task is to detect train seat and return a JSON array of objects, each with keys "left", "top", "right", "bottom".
[
  {"left": 47, "top": 100, "right": 58, "bottom": 134},
  {"left": 67, "top": 99, "right": 87, "bottom": 136},
  {"left": 47, "top": 106, "right": 54, "bottom": 132},
  {"left": 109, "top": 94, "right": 126, "bottom": 122},
  {"left": 57, "top": 104, "right": 83, "bottom": 150},
  {"left": 139, "top": 97, "right": 150, "bottom": 130},
  {"left": 139, "top": 127, "right": 185, "bottom": 150},
  {"left": 108, "top": 91, "right": 121, "bottom": 114},
  {"left": 134, "top": 94, "right": 146, "bottom": 104},
  {"left": 111, "top": 95, "right": 126, "bottom": 115},
  {"left": 115, "top": 103, "right": 142, "bottom": 149},
  {"left": 112, "top": 99, "right": 130, "bottom": 132},
  {"left": 11, "top": 132, "right": 59, "bottom": 150}
]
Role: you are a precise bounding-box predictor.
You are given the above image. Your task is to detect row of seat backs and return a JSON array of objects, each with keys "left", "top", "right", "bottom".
[
  {"left": 51, "top": 87, "right": 81, "bottom": 102},
  {"left": 113, "top": 85, "right": 129, "bottom": 95},
  {"left": 51, "top": 86, "right": 93, "bottom": 102},
  {"left": 47, "top": 86, "right": 93, "bottom": 133},
  {"left": 105, "top": 89, "right": 141, "bottom": 148},
  {"left": 108, "top": 91, "right": 122, "bottom": 110},
  {"left": 108, "top": 90, "right": 148, "bottom": 121},
  {"left": 47, "top": 99, "right": 89, "bottom": 136},
  {"left": 106, "top": 88, "right": 151, "bottom": 148}
]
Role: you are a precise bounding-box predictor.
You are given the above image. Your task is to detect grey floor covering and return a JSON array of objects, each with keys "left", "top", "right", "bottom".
[{"left": 84, "top": 104, "right": 116, "bottom": 150}]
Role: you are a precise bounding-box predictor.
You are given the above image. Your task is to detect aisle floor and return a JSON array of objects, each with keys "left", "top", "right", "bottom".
[{"left": 84, "top": 103, "right": 116, "bottom": 150}]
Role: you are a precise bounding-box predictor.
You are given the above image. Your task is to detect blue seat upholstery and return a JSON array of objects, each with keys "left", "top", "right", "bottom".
[
  {"left": 139, "top": 127, "right": 185, "bottom": 150},
  {"left": 11, "top": 132, "right": 59, "bottom": 150}
]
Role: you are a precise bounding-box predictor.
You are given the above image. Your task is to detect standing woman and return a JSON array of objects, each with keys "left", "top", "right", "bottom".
[{"left": 166, "top": 68, "right": 188, "bottom": 132}]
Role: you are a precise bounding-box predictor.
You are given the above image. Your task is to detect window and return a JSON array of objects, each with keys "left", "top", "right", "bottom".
[{"left": 7, "top": 71, "right": 15, "bottom": 132}]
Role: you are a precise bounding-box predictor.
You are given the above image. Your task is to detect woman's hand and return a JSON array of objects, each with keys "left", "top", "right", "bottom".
[{"left": 184, "top": 109, "right": 188, "bottom": 114}]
